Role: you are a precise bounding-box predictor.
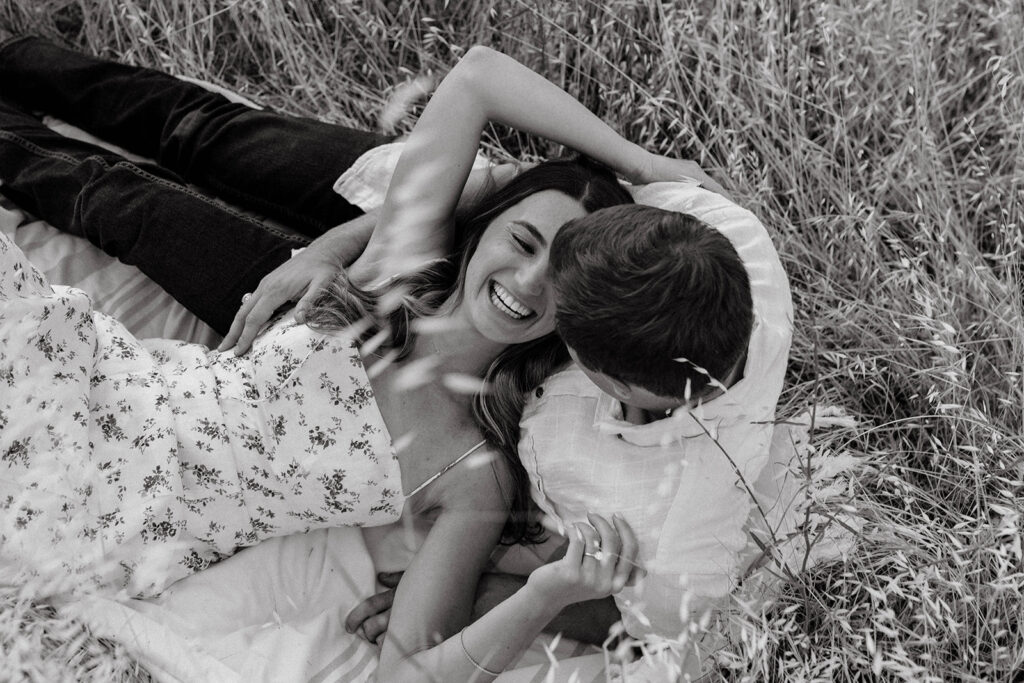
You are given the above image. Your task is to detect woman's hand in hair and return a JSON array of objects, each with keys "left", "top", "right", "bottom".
[
  {"left": 629, "top": 151, "right": 730, "bottom": 198},
  {"left": 525, "top": 513, "right": 641, "bottom": 610}
]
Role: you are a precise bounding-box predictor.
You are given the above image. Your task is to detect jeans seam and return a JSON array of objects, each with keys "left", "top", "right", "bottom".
[
  {"left": 117, "top": 162, "right": 311, "bottom": 244},
  {"left": 202, "top": 173, "right": 331, "bottom": 236},
  {"left": 0, "top": 129, "right": 82, "bottom": 166},
  {"left": 0, "top": 129, "right": 310, "bottom": 246}
]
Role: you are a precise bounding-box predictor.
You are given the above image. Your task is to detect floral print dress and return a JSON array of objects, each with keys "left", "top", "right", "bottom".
[{"left": 0, "top": 232, "right": 402, "bottom": 597}]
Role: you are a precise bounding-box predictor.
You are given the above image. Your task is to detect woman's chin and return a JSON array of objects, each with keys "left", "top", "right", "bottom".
[{"left": 479, "top": 315, "right": 548, "bottom": 346}]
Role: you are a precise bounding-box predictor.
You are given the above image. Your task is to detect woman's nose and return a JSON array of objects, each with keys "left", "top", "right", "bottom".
[{"left": 515, "top": 257, "right": 547, "bottom": 296}]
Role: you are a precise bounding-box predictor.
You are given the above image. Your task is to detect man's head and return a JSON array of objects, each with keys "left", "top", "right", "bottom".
[{"left": 549, "top": 204, "right": 753, "bottom": 410}]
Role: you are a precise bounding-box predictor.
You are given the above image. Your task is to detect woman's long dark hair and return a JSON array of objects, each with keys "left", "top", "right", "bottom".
[{"left": 307, "top": 156, "right": 634, "bottom": 543}]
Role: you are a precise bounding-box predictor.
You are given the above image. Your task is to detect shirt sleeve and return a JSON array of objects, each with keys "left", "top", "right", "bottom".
[{"left": 332, "top": 141, "right": 492, "bottom": 212}]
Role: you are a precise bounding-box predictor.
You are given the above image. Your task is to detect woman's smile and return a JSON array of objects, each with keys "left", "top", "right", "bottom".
[
  {"left": 489, "top": 280, "right": 535, "bottom": 320},
  {"left": 461, "top": 190, "right": 588, "bottom": 344}
]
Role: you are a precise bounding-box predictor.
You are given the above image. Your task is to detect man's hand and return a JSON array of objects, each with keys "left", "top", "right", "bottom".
[
  {"left": 217, "top": 244, "right": 343, "bottom": 355},
  {"left": 217, "top": 211, "right": 379, "bottom": 355},
  {"left": 344, "top": 571, "right": 402, "bottom": 644}
]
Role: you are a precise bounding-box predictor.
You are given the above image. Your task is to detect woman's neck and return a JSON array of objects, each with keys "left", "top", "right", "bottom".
[{"left": 410, "top": 313, "right": 506, "bottom": 379}]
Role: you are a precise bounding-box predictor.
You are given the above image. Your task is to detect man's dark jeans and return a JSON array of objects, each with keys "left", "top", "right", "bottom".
[{"left": 0, "top": 36, "right": 390, "bottom": 334}]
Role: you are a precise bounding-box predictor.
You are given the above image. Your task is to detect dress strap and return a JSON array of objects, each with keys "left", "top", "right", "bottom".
[{"left": 404, "top": 440, "right": 488, "bottom": 499}]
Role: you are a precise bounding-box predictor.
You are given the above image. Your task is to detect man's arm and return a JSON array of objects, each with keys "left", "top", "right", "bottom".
[
  {"left": 217, "top": 211, "right": 376, "bottom": 354},
  {"left": 218, "top": 162, "right": 519, "bottom": 354}
]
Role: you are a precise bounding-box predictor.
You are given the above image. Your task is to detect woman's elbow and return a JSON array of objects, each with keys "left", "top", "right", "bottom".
[
  {"left": 461, "top": 45, "right": 500, "bottom": 68},
  {"left": 450, "top": 45, "right": 501, "bottom": 86}
]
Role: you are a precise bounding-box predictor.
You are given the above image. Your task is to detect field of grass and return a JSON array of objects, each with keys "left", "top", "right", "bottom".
[{"left": 1, "top": 0, "right": 1022, "bottom": 681}]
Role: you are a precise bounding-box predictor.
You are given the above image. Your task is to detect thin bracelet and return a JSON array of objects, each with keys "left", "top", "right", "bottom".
[{"left": 459, "top": 628, "right": 501, "bottom": 677}]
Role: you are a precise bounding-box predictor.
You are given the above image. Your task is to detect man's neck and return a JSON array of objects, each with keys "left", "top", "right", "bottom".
[
  {"left": 621, "top": 402, "right": 665, "bottom": 426},
  {"left": 619, "top": 353, "right": 749, "bottom": 426}
]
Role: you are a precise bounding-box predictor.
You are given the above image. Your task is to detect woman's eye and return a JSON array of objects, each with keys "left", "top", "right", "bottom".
[{"left": 512, "top": 234, "right": 535, "bottom": 254}]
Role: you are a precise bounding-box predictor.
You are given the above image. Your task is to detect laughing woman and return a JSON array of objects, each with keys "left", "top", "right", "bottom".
[{"left": 0, "top": 38, "right": 713, "bottom": 679}]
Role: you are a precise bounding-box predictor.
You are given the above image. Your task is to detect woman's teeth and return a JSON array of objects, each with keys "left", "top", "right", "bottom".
[{"left": 490, "top": 282, "right": 534, "bottom": 320}]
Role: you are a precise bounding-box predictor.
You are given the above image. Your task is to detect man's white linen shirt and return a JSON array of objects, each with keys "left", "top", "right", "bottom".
[{"left": 519, "top": 181, "right": 794, "bottom": 640}]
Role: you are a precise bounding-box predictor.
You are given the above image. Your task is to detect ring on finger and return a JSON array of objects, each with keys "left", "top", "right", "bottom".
[{"left": 241, "top": 292, "right": 253, "bottom": 303}]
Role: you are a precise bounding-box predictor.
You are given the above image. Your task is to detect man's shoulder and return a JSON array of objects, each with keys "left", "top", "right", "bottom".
[
  {"left": 519, "top": 365, "right": 613, "bottom": 452},
  {"left": 534, "top": 363, "right": 603, "bottom": 398}
]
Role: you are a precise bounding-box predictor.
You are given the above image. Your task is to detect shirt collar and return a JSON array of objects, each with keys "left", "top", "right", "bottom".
[
  {"left": 592, "top": 313, "right": 784, "bottom": 447},
  {"left": 592, "top": 386, "right": 743, "bottom": 446}
]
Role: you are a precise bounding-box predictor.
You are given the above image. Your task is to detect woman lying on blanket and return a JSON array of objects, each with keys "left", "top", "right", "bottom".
[{"left": 0, "top": 37, "right": 732, "bottom": 680}]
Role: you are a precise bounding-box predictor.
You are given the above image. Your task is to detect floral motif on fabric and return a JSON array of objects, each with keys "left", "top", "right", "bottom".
[{"left": 0, "top": 232, "right": 401, "bottom": 597}]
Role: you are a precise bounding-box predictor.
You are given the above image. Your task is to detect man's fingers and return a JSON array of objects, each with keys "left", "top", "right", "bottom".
[
  {"left": 362, "top": 612, "right": 391, "bottom": 644},
  {"left": 218, "top": 296, "right": 258, "bottom": 351},
  {"left": 233, "top": 296, "right": 285, "bottom": 355},
  {"left": 218, "top": 318, "right": 243, "bottom": 352},
  {"left": 233, "top": 314, "right": 267, "bottom": 357},
  {"left": 377, "top": 571, "right": 403, "bottom": 589},
  {"left": 294, "top": 276, "right": 330, "bottom": 324},
  {"left": 344, "top": 590, "right": 396, "bottom": 633},
  {"left": 612, "top": 514, "right": 640, "bottom": 592}
]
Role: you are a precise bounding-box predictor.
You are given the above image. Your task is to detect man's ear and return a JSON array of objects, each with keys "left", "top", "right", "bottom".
[{"left": 605, "top": 376, "right": 633, "bottom": 402}]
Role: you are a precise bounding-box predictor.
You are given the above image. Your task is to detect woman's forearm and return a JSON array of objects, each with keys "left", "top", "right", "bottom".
[
  {"left": 372, "top": 507, "right": 564, "bottom": 682},
  {"left": 472, "top": 572, "right": 621, "bottom": 645},
  {"left": 368, "top": 46, "right": 650, "bottom": 270},
  {"left": 460, "top": 582, "right": 565, "bottom": 674},
  {"left": 379, "top": 582, "right": 564, "bottom": 681},
  {"left": 385, "top": 45, "right": 648, "bottom": 213},
  {"left": 375, "top": 512, "right": 638, "bottom": 681},
  {"left": 451, "top": 46, "right": 650, "bottom": 179}
]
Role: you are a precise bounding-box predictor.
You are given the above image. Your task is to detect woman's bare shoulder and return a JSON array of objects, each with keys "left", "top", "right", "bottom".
[{"left": 434, "top": 443, "right": 513, "bottom": 514}]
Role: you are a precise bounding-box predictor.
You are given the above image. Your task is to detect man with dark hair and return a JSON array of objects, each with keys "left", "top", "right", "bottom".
[
  {"left": 516, "top": 185, "right": 793, "bottom": 672},
  {"left": 550, "top": 204, "right": 753, "bottom": 410}
]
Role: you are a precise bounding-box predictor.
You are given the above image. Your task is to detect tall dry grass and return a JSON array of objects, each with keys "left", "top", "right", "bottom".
[{"left": 0, "top": 0, "right": 1021, "bottom": 681}]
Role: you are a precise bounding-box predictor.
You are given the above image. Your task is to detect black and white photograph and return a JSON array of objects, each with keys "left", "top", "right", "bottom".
[{"left": 0, "top": 1, "right": 1020, "bottom": 681}]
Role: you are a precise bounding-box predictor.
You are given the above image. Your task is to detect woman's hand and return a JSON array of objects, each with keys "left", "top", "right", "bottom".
[
  {"left": 526, "top": 513, "right": 640, "bottom": 610},
  {"left": 218, "top": 244, "right": 343, "bottom": 355},
  {"left": 629, "top": 151, "right": 730, "bottom": 198}
]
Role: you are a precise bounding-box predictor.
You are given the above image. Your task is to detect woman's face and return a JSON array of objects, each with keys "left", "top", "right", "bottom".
[{"left": 460, "top": 190, "right": 587, "bottom": 345}]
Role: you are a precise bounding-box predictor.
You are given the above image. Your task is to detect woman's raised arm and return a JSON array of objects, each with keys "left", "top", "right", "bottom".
[{"left": 350, "top": 45, "right": 719, "bottom": 281}]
